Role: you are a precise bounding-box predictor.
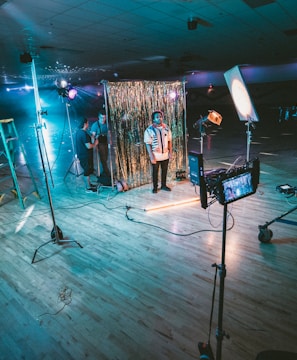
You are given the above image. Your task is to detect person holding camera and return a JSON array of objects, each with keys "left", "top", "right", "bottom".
[{"left": 91, "top": 110, "right": 110, "bottom": 177}]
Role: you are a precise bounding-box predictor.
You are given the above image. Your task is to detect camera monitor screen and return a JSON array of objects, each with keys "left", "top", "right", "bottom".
[{"left": 221, "top": 171, "right": 255, "bottom": 204}]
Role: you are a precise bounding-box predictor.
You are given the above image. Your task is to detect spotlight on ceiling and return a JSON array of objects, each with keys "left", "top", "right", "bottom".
[{"left": 187, "top": 17, "right": 198, "bottom": 30}]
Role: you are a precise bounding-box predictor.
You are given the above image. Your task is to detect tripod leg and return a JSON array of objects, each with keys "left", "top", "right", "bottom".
[
  {"left": 64, "top": 159, "right": 74, "bottom": 181},
  {"left": 73, "top": 156, "right": 83, "bottom": 177},
  {"left": 64, "top": 156, "right": 83, "bottom": 180},
  {"left": 31, "top": 239, "right": 55, "bottom": 264},
  {"left": 31, "top": 234, "right": 83, "bottom": 264}
]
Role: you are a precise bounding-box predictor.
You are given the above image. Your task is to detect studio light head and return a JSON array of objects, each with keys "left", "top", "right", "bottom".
[
  {"left": 57, "top": 84, "right": 77, "bottom": 100},
  {"left": 67, "top": 87, "right": 77, "bottom": 100},
  {"left": 193, "top": 110, "right": 222, "bottom": 134}
]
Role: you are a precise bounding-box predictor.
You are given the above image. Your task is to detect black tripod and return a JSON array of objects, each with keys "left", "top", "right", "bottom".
[
  {"left": 28, "top": 58, "right": 82, "bottom": 263},
  {"left": 31, "top": 123, "right": 83, "bottom": 263},
  {"left": 198, "top": 202, "right": 229, "bottom": 360}
]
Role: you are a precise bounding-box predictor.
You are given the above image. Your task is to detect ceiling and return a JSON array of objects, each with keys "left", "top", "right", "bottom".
[{"left": 1, "top": 0, "right": 297, "bottom": 89}]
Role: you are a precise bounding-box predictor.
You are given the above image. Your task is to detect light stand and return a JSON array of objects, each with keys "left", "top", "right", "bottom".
[
  {"left": 101, "top": 80, "right": 115, "bottom": 189},
  {"left": 31, "top": 123, "right": 83, "bottom": 263},
  {"left": 198, "top": 203, "right": 229, "bottom": 360},
  {"left": 28, "top": 59, "right": 83, "bottom": 263},
  {"left": 223, "top": 65, "right": 259, "bottom": 163},
  {"left": 193, "top": 115, "right": 209, "bottom": 154},
  {"left": 245, "top": 119, "right": 256, "bottom": 162},
  {"left": 198, "top": 157, "right": 259, "bottom": 360},
  {"left": 193, "top": 110, "right": 223, "bottom": 154},
  {"left": 63, "top": 101, "right": 83, "bottom": 180},
  {"left": 216, "top": 202, "right": 228, "bottom": 360}
]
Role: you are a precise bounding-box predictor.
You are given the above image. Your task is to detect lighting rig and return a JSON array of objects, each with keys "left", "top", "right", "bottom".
[
  {"left": 55, "top": 81, "right": 83, "bottom": 179},
  {"left": 189, "top": 151, "right": 260, "bottom": 360},
  {"left": 19, "top": 54, "right": 83, "bottom": 263},
  {"left": 190, "top": 65, "right": 261, "bottom": 359},
  {"left": 193, "top": 110, "right": 223, "bottom": 154}
]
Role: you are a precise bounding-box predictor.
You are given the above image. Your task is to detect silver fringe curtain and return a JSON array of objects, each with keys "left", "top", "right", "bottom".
[{"left": 108, "top": 80, "right": 186, "bottom": 188}]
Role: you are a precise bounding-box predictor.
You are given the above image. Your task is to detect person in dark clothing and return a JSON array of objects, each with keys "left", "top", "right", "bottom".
[
  {"left": 76, "top": 118, "right": 98, "bottom": 192},
  {"left": 91, "top": 110, "right": 110, "bottom": 177}
]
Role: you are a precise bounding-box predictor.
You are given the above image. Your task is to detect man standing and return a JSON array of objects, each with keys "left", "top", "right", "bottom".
[
  {"left": 76, "top": 118, "right": 98, "bottom": 192},
  {"left": 91, "top": 110, "right": 110, "bottom": 177},
  {"left": 144, "top": 110, "right": 172, "bottom": 193}
]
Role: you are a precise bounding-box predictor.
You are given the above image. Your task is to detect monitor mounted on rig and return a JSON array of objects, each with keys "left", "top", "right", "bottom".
[
  {"left": 189, "top": 151, "right": 260, "bottom": 208},
  {"left": 211, "top": 157, "right": 260, "bottom": 206},
  {"left": 220, "top": 170, "right": 254, "bottom": 204}
]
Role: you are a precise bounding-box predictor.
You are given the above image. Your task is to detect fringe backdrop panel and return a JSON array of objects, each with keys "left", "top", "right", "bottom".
[{"left": 108, "top": 81, "right": 186, "bottom": 189}]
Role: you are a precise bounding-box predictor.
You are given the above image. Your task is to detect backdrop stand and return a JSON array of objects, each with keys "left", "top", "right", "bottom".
[{"left": 100, "top": 80, "right": 115, "bottom": 190}]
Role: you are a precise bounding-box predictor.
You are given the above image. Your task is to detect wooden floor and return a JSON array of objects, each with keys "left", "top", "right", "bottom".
[{"left": 0, "top": 119, "right": 297, "bottom": 360}]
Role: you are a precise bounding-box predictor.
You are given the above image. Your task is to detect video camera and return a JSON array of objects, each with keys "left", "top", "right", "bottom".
[{"left": 189, "top": 151, "right": 260, "bottom": 209}]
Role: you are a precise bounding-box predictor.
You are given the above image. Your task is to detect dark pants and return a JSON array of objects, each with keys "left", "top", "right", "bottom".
[
  {"left": 79, "top": 156, "right": 94, "bottom": 176},
  {"left": 152, "top": 159, "right": 169, "bottom": 190},
  {"left": 98, "top": 143, "right": 110, "bottom": 176}
]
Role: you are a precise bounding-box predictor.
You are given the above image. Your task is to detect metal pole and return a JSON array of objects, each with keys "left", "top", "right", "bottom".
[
  {"left": 102, "top": 81, "right": 115, "bottom": 188},
  {"left": 64, "top": 101, "right": 82, "bottom": 178},
  {"left": 246, "top": 121, "right": 251, "bottom": 162},
  {"left": 182, "top": 79, "right": 188, "bottom": 170},
  {"left": 216, "top": 202, "right": 228, "bottom": 360}
]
